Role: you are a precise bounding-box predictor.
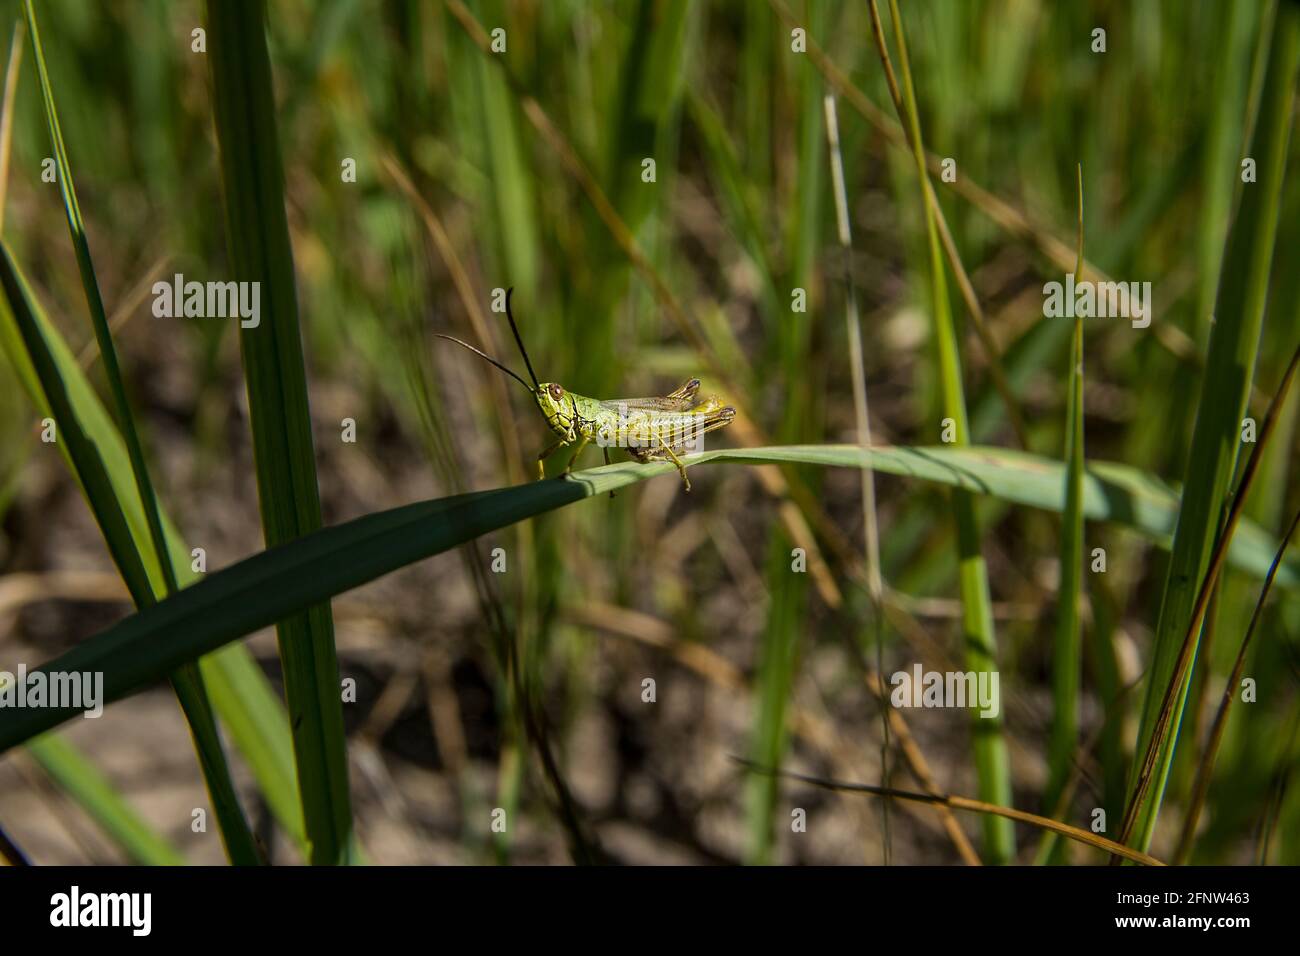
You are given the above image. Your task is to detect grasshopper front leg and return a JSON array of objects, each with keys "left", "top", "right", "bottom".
[
  {"left": 564, "top": 434, "right": 591, "bottom": 474},
  {"left": 536, "top": 437, "right": 569, "bottom": 480}
]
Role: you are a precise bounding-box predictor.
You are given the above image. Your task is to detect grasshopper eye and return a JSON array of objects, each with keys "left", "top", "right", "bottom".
[{"left": 548, "top": 383, "right": 564, "bottom": 401}]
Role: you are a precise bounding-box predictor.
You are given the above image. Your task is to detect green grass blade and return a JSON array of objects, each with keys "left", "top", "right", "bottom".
[
  {"left": 721, "top": 446, "right": 1295, "bottom": 585},
  {"left": 1176, "top": 501, "right": 1300, "bottom": 863},
  {"left": 826, "top": 91, "right": 891, "bottom": 861},
  {"left": 1040, "top": 166, "right": 1086, "bottom": 864},
  {"left": 21, "top": 0, "right": 259, "bottom": 865},
  {"left": 469, "top": 0, "right": 540, "bottom": 300},
  {"left": 606, "top": 0, "right": 691, "bottom": 235},
  {"left": 20, "top": 0, "right": 178, "bottom": 600},
  {"left": 877, "top": 0, "right": 1013, "bottom": 862},
  {"left": 26, "top": 733, "right": 185, "bottom": 866},
  {"left": 206, "top": 0, "right": 352, "bottom": 865},
  {"left": 3, "top": 441, "right": 1298, "bottom": 753},
  {"left": 197, "top": 650, "right": 306, "bottom": 852},
  {"left": 0, "top": 255, "right": 259, "bottom": 867},
  {"left": 685, "top": 92, "right": 781, "bottom": 313},
  {"left": 0, "top": 20, "right": 23, "bottom": 236},
  {"left": 744, "top": 537, "right": 806, "bottom": 865},
  {"left": 1195, "top": 0, "right": 1259, "bottom": 347},
  {"left": 745, "top": 0, "right": 825, "bottom": 864},
  {"left": 0, "top": 242, "right": 305, "bottom": 860},
  {"left": 1122, "top": 4, "right": 1300, "bottom": 852}
]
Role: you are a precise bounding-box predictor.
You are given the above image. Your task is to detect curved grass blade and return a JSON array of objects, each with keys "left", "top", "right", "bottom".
[
  {"left": 1122, "top": 339, "right": 1300, "bottom": 856},
  {"left": 1175, "top": 502, "right": 1300, "bottom": 863},
  {"left": 0, "top": 11, "right": 264, "bottom": 864},
  {"left": 0, "top": 241, "right": 258, "bottom": 865},
  {"left": 3, "top": 441, "right": 1298, "bottom": 752},
  {"left": 1121, "top": 4, "right": 1300, "bottom": 853},
  {"left": 0, "top": 19, "right": 22, "bottom": 235},
  {"left": 732, "top": 446, "right": 1297, "bottom": 584},
  {"left": 20, "top": 0, "right": 178, "bottom": 603},
  {"left": 0, "top": 242, "right": 306, "bottom": 859},
  {"left": 7, "top": 0, "right": 258, "bottom": 864},
  {"left": 734, "top": 759, "right": 1164, "bottom": 867}
]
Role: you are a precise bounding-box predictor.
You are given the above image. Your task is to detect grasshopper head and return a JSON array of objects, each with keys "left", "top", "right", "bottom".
[{"left": 535, "top": 382, "right": 575, "bottom": 439}]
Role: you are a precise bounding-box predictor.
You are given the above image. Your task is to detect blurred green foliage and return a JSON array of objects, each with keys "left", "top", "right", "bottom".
[{"left": 0, "top": 0, "right": 1296, "bottom": 864}]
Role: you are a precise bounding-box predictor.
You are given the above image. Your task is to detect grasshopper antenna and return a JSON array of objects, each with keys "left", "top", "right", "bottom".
[
  {"left": 433, "top": 333, "right": 535, "bottom": 394},
  {"left": 503, "top": 287, "right": 541, "bottom": 390}
]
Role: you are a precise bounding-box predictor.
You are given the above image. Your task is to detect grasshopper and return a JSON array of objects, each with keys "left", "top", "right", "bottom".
[{"left": 435, "top": 289, "right": 735, "bottom": 491}]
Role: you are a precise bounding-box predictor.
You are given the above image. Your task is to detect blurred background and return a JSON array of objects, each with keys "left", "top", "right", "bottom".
[{"left": 0, "top": 0, "right": 1297, "bottom": 864}]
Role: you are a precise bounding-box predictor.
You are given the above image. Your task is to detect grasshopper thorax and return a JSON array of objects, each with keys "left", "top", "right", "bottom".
[{"left": 535, "top": 382, "right": 576, "bottom": 440}]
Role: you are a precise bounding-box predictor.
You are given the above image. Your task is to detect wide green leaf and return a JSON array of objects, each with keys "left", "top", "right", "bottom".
[{"left": 1, "top": 442, "right": 1297, "bottom": 752}]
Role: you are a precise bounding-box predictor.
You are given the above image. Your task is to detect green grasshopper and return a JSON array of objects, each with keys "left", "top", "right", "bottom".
[{"left": 435, "top": 289, "right": 735, "bottom": 491}]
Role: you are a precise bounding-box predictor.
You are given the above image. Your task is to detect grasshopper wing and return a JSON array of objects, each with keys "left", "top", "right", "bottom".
[
  {"left": 599, "top": 378, "right": 701, "bottom": 413},
  {"left": 626, "top": 401, "right": 736, "bottom": 460}
]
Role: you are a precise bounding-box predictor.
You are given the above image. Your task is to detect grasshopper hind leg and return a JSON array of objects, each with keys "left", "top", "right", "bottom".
[
  {"left": 658, "top": 443, "right": 691, "bottom": 492},
  {"left": 634, "top": 441, "right": 691, "bottom": 492}
]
